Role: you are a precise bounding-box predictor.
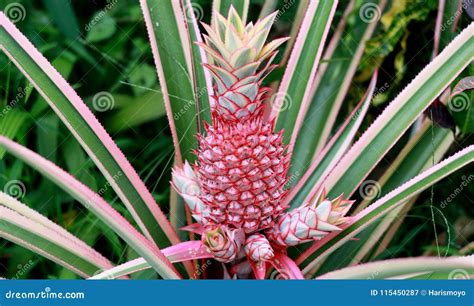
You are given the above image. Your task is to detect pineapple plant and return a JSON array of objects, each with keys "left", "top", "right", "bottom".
[{"left": 0, "top": 0, "right": 472, "bottom": 280}]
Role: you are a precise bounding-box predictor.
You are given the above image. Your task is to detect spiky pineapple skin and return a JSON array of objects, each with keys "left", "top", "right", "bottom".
[{"left": 196, "top": 116, "right": 290, "bottom": 233}]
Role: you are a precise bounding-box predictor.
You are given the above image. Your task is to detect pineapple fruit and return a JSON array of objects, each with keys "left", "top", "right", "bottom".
[{"left": 172, "top": 7, "right": 353, "bottom": 269}]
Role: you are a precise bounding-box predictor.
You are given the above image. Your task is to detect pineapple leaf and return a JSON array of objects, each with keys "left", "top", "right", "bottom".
[
  {"left": 91, "top": 241, "right": 212, "bottom": 280},
  {"left": 318, "top": 122, "right": 454, "bottom": 273},
  {"left": 0, "top": 136, "right": 182, "bottom": 279},
  {"left": 285, "top": 71, "right": 378, "bottom": 208},
  {"left": 212, "top": 0, "right": 250, "bottom": 25},
  {"left": 272, "top": 0, "right": 338, "bottom": 154},
  {"left": 140, "top": 0, "right": 198, "bottom": 163},
  {"left": 322, "top": 22, "right": 474, "bottom": 198},
  {"left": 183, "top": 0, "right": 213, "bottom": 131},
  {"left": 317, "top": 256, "right": 474, "bottom": 279},
  {"left": 290, "top": 0, "right": 387, "bottom": 177},
  {"left": 0, "top": 13, "right": 181, "bottom": 248},
  {"left": 298, "top": 145, "right": 474, "bottom": 274},
  {"left": 0, "top": 193, "right": 114, "bottom": 278}
]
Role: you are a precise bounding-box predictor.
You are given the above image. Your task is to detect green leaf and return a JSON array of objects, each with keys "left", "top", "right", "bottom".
[
  {"left": 0, "top": 110, "right": 27, "bottom": 159},
  {"left": 128, "top": 64, "right": 157, "bottom": 96},
  {"left": 359, "top": 0, "right": 437, "bottom": 78},
  {"left": 316, "top": 121, "right": 454, "bottom": 274},
  {"left": 317, "top": 256, "right": 473, "bottom": 279},
  {"left": 449, "top": 75, "right": 474, "bottom": 134},
  {"left": 0, "top": 136, "right": 182, "bottom": 279},
  {"left": 0, "top": 192, "right": 114, "bottom": 278},
  {"left": 285, "top": 72, "right": 378, "bottom": 208},
  {"left": 321, "top": 23, "right": 474, "bottom": 199},
  {"left": 140, "top": 0, "right": 198, "bottom": 163},
  {"left": 290, "top": 0, "right": 387, "bottom": 177},
  {"left": 0, "top": 13, "right": 181, "bottom": 248},
  {"left": 273, "top": 0, "right": 338, "bottom": 153},
  {"left": 185, "top": 0, "right": 212, "bottom": 129},
  {"left": 298, "top": 145, "right": 474, "bottom": 274}
]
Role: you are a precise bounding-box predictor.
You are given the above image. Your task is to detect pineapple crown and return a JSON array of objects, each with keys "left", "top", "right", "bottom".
[{"left": 200, "top": 7, "right": 289, "bottom": 123}]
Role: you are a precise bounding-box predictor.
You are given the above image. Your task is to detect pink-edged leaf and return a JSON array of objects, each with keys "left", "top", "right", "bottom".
[
  {"left": 269, "top": 252, "right": 304, "bottom": 280},
  {"left": 183, "top": 0, "right": 213, "bottom": 130},
  {"left": 284, "top": 71, "right": 378, "bottom": 209},
  {"left": 140, "top": 0, "right": 198, "bottom": 164},
  {"left": 272, "top": 0, "right": 338, "bottom": 154},
  {"left": 90, "top": 258, "right": 150, "bottom": 280},
  {"left": 320, "top": 23, "right": 474, "bottom": 199},
  {"left": 0, "top": 202, "right": 114, "bottom": 278},
  {"left": 276, "top": 0, "right": 310, "bottom": 68},
  {"left": 0, "top": 13, "right": 180, "bottom": 248},
  {"left": 0, "top": 191, "right": 112, "bottom": 270},
  {"left": 317, "top": 256, "right": 474, "bottom": 279},
  {"left": 140, "top": 0, "right": 201, "bottom": 240},
  {"left": 289, "top": 0, "right": 387, "bottom": 179},
  {"left": 90, "top": 241, "right": 214, "bottom": 280},
  {"left": 297, "top": 146, "right": 474, "bottom": 274},
  {"left": 0, "top": 136, "right": 182, "bottom": 279}
]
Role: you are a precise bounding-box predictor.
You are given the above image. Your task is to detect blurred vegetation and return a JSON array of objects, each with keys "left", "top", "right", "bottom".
[{"left": 0, "top": 0, "right": 472, "bottom": 279}]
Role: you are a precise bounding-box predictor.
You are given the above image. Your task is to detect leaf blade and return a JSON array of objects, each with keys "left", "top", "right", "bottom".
[
  {"left": 0, "top": 13, "right": 180, "bottom": 248},
  {"left": 0, "top": 136, "right": 182, "bottom": 279},
  {"left": 317, "top": 256, "right": 474, "bottom": 279},
  {"left": 298, "top": 145, "right": 474, "bottom": 273},
  {"left": 272, "top": 0, "right": 338, "bottom": 153},
  {"left": 322, "top": 23, "right": 474, "bottom": 198},
  {"left": 0, "top": 194, "right": 113, "bottom": 278},
  {"left": 140, "top": 0, "right": 198, "bottom": 163}
]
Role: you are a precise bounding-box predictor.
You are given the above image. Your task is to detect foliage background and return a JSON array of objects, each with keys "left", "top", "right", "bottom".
[{"left": 0, "top": 0, "right": 472, "bottom": 279}]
